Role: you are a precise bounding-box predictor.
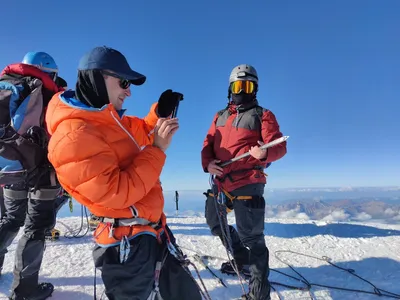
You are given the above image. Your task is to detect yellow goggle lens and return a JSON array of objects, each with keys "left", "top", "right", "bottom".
[{"left": 230, "top": 80, "right": 255, "bottom": 94}]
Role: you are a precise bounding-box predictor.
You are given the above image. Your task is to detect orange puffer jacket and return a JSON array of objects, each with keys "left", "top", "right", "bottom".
[{"left": 45, "top": 90, "right": 167, "bottom": 246}]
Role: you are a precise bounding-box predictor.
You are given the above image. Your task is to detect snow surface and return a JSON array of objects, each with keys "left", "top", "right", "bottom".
[{"left": 1, "top": 199, "right": 399, "bottom": 300}]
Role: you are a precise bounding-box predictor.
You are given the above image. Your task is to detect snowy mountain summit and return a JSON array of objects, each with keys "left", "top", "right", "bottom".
[{"left": 0, "top": 208, "right": 399, "bottom": 300}]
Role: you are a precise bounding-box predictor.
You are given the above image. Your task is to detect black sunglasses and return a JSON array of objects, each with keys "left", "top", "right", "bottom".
[{"left": 101, "top": 70, "right": 131, "bottom": 89}]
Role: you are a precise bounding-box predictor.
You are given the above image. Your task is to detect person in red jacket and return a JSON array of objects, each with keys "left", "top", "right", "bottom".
[{"left": 201, "top": 64, "right": 287, "bottom": 300}]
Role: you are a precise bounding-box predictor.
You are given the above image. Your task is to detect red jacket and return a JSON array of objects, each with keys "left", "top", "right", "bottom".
[{"left": 201, "top": 101, "right": 287, "bottom": 192}]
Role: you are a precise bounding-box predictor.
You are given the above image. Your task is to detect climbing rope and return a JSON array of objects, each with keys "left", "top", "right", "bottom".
[
  {"left": 274, "top": 250, "right": 400, "bottom": 299},
  {"left": 209, "top": 175, "right": 248, "bottom": 296},
  {"left": 180, "top": 246, "right": 400, "bottom": 299},
  {"left": 186, "top": 258, "right": 213, "bottom": 300},
  {"left": 168, "top": 241, "right": 212, "bottom": 300},
  {"left": 63, "top": 201, "right": 90, "bottom": 239},
  {"left": 181, "top": 246, "right": 310, "bottom": 300}
]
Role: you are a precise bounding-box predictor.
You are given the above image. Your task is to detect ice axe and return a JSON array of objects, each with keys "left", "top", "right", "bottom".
[{"left": 218, "top": 135, "right": 289, "bottom": 167}]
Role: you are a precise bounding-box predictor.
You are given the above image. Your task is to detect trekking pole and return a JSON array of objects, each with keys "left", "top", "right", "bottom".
[
  {"left": 218, "top": 136, "right": 289, "bottom": 167},
  {"left": 175, "top": 191, "right": 179, "bottom": 216}
]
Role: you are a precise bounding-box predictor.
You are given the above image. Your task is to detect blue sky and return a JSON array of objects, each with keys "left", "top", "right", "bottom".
[{"left": 1, "top": 0, "right": 399, "bottom": 191}]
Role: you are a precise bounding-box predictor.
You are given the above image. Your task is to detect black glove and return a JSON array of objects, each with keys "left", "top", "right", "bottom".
[{"left": 157, "top": 89, "right": 184, "bottom": 118}]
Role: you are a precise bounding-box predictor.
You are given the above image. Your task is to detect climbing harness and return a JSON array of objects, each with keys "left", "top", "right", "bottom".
[{"left": 93, "top": 225, "right": 212, "bottom": 300}]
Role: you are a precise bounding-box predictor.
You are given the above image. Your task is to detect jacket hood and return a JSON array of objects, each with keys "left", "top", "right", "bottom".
[
  {"left": 46, "top": 90, "right": 126, "bottom": 136},
  {"left": 1, "top": 63, "right": 62, "bottom": 94}
]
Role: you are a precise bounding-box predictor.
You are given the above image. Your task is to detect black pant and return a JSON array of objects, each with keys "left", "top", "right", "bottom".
[
  {"left": 45, "top": 195, "right": 69, "bottom": 232},
  {"left": 93, "top": 230, "right": 202, "bottom": 300},
  {"left": 0, "top": 182, "right": 58, "bottom": 297},
  {"left": 205, "top": 185, "right": 271, "bottom": 300}
]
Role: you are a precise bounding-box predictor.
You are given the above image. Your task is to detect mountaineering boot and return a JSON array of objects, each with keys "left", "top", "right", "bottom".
[
  {"left": 220, "top": 260, "right": 250, "bottom": 278},
  {"left": 44, "top": 228, "right": 60, "bottom": 241},
  {"left": 9, "top": 282, "right": 54, "bottom": 300}
]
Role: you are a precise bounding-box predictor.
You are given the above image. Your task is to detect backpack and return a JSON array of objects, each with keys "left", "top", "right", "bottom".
[
  {"left": 215, "top": 104, "right": 272, "bottom": 169},
  {"left": 0, "top": 73, "right": 50, "bottom": 185}
]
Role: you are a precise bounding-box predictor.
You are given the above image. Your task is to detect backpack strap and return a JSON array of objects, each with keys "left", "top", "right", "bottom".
[{"left": 255, "top": 105, "right": 265, "bottom": 117}]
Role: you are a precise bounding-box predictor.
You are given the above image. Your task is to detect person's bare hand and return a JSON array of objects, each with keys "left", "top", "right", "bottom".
[
  {"left": 153, "top": 118, "right": 179, "bottom": 152},
  {"left": 207, "top": 159, "right": 223, "bottom": 176},
  {"left": 249, "top": 141, "right": 267, "bottom": 160}
]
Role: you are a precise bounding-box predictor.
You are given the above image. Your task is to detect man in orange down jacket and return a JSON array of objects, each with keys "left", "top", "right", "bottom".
[
  {"left": 45, "top": 46, "right": 202, "bottom": 300},
  {"left": 201, "top": 64, "right": 287, "bottom": 300}
]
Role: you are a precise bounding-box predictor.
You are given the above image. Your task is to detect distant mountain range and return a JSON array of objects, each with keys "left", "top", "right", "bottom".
[
  {"left": 268, "top": 198, "right": 400, "bottom": 222},
  {"left": 263, "top": 186, "right": 400, "bottom": 204},
  {"left": 162, "top": 186, "right": 400, "bottom": 222}
]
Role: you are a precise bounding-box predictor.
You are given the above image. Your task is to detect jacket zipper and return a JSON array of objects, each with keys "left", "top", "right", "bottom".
[
  {"left": 109, "top": 111, "right": 140, "bottom": 150},
  {"left": 235, "top": 107, "right": 240, "bottom": 129},
  {"left": 109, "top": 110, "right": 141, "bottom": 218}
]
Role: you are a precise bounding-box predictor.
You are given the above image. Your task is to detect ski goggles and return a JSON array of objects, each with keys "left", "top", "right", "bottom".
[
  {"left": 101, "top": 70, "right": 131, "bottom": 89},
  {"left": 48, "top": 72, "right": 58, "bottom": 81},
  {"left": 230, "top": 80, "right": 255, "bottom": 94}
]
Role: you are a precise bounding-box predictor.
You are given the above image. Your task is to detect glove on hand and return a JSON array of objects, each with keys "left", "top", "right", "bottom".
[{"left": 157, "top": 89, "right": 184, "bottom": 118}]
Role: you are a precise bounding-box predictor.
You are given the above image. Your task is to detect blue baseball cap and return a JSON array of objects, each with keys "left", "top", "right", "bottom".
[{"left": 78, "top": 46, "right": 146, "bottom": 85}]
